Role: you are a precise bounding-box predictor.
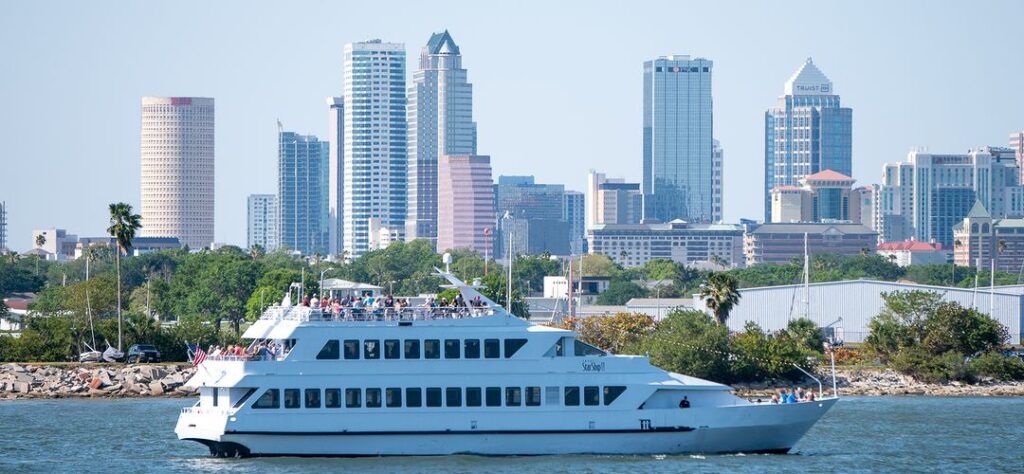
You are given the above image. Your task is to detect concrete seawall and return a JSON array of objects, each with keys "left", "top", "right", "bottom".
[{"left": 0, "top": 363, "right": 197, "bottom": 399}]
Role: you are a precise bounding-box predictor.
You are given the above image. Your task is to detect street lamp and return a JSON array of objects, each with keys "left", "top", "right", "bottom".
[{"left": 320, "top": 268, "right": 336, "bottom": 299}]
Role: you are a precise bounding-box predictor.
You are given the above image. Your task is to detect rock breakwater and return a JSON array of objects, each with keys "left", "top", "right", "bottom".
[
  {"left": 0, "top": 363, "right": 197, "bottom": 399},
  {"left": 731, "top": 368, "right": 1024, "bottom": 397}
]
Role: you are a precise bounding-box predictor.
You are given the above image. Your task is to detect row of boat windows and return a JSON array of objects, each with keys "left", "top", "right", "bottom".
[
  {"left": 316, "top": 338, "right": 528, "bottom": 360},
  {"left": 250, "top": 385, "right": 627, "bottom": 409}
]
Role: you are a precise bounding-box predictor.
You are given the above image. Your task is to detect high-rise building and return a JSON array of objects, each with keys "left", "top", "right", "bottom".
[
  {"left": 278, "top": 126, "right": 329, "bottom": 255},
  {"left": 407, "top": 31, "right": 476, "bottom": 246},
  {"left": 563, "top": 190, "right": 585, "bottom": 255},
  {"left": 586, "top": 171, "right": 643, "bottom": 228},
  {"left": 770, "top": 170, "right": 857, "bottom": 223},
  {"left": 343, "top": 40, "right": 407, "bottom": 258},
  {"left": 0, "top": 201, "right": 6, "bottom": 252},
  {"left": 764, "top": 59, "right": 852, "bottom": 221},
  {"left": 643, "top": 55, "right": 714, "bottom": 223},
  {"left": 327, "top": 97, "right": 344, "bottom": 256},
  {"left": 247, "top": 194, "right": 278, "bottom": 251},
  {"left": 877, "top": 147, "right": 1024, "bottom": 247},
  {"left": 712, "top": 139, "right": 724, "bottom": 223},
  {"left": 140, "top": 97, "right": 215, "bottom": 249},
  {"left": 588, "top": 222, "right": 745, "bottom": 268},
  {"left": 494, "top": 176, "right": 569, "bottom": 257},
  {"left": 1012, "top": 130, "right": 1024, "bottom": 183},
  {"left": 437, "top": 155, "right": 494, "bottom": 256}
]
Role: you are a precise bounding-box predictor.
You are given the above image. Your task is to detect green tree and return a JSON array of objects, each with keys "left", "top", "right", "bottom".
[
  {"left": 553, "top": 312, "right": 655, "bottom": 354},
  {"left": 627, "top": 309, "right": 731, "bottom": 382},
  {"left": 699, "top": 272, "right": 741, "bottom": 325},
  {"left": 595, "top": 280, "right": 647, "bottom": 305},
  {"left": 478, "top": 272, "right": 529, "bottom": 318},
  {"left": 921, "top": 302, "right": 1007, "bottom": 356},
  {"left": 107, "top": 202, "right": 142, "bottom": 351}
]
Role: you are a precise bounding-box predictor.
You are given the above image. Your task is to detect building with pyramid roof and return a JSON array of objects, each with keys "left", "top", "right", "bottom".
[
  {"left": 764, "top": 58, "right": 852, "bottom": 221},
  {"left": 953, "top": 200, "right": 1024, "bottom": 271}
]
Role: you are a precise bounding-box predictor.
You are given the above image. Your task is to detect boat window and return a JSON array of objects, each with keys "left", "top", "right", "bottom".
[
  {"left": 484, "top": 339, "right": 500, "bottom": 358},
  {"left": 345, "top": 388, "right": 361, "bottom": 408},
  {"left": 406, "top": 388, "right": 422, "bottom": 407},
  {"left": 446, "top": 387, "right": 462, "bottom": 407},
  {"left": 444, "top": 339, "right": 461, "bottom": 359},
  {"left": 545, "top": 386, "right": 560, "bottom": 405},
  {"left": 212, "top": 388, "right": 218, "bottom": 407},
  {"left": 466, "top": 387, "right": 482, "bottom": 407},
  {"left": 305, "top": 388, "right": 321, "bottom": 408},
  {"left": 525, "top": 387, "right": 541, "bottom": 406},
  {"left": 424, "top": 339, "right": 441, "bottom": 359},
  {"left": 556, "top": 338, "right": 566, "bottom": 356},
  {"left": 584, "top": 386, "right": 600, "bottom": 406},
  {"left": 544, "top": 339, "right": 564, "bottom": 358},
  {"left": 384, "top": 339, "right": 400, "bottom": 359},
  {"left": 364, "top": 340, "right": 380, "bottom": 359},
  {"left": 385, "top": 388, "right": 402, "bottom": 407},
  {"left": 366, "top": 388, "right": 382, "bottom": 408},
  {"left": 343, "top": 340, "right": 360, "bottom": 360},
  {"left": 464, "top": 339, "right": 480, "bottom": 359},
  {"left": 233, "top": 388, "right": 256, "bottom": 409},
  {"left": 252, "top": 388, "right": 280, "bottom": 409},
  {"left": 316, "top": 340, "right": 340, "bottom": 360},
  {"left": 325, "top": 388, "right": 341, "bottom": 408},
  {"left": 485, "top": 387, "right": 502, "bottom": 407},
  {"left": 504, "top": 339, "right": 527, "bottom": 358},
  {"left": 284, "top": 389, "right": 300, "bottom": 409},
  {"left": 404, "top": 339, "right": 421, "bottom": 359},
  {"left": 505, "top": 387, "right": 522, "bottom": 406},
  {"left": 574, "top": 340, "right": 606, "bottom": 357},
  {"left": 564, "top": 386, "right": 580, "bottom": 406},
  {"left": 426, "top": 387, "right": 442, "bottom": 407},
  {"left": 603, "top": 386, "right": 626, "bottom": 405}
]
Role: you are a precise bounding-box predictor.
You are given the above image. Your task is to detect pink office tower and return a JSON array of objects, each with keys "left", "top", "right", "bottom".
[{"left": 437, "top": 155, "right": 495, "bottom": 256}]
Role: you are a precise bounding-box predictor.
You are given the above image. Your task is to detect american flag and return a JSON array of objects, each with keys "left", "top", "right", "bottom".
[{"left": 188, "top": 343, "right": 207, "bottom": 366}]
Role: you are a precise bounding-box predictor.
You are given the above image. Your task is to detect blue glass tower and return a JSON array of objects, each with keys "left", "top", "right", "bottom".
[
  {"left": 764, "top": 58, "right": 852, "bottom": 221},
  {"left": 642, "top": 55, "right": 714, "bottom": 224},
  {"left": 278, "top": 124, "right": 329, "bottom": 255}
]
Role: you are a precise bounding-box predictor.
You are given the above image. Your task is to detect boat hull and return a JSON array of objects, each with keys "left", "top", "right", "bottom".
[{"left": 179, "top": 398, "right": 836, "bottom": 457}]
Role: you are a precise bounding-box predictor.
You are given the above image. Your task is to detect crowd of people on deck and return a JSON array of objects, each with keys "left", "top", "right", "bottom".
[
  {"left": 292, "top": 292, "right": 491, "bottom": 321},
  {"left": 748, "top": 387, "right": 817, "bottom": 404},
  {"left": 207, "top": 340, "right": 286, "bottom": 361}
]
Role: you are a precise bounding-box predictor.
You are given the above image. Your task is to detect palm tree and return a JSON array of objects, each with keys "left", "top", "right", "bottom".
[
  {"left": 249, "top": 244, "right": 265, "bottom": 260},
  {"left": 699, "top": 272, "right": 741, "bottom": 326},
  {"left": 35, "top": 233, "right": 46, "bottom": 248},
  {"left": 107, "top": 202, "right": 142, "bottom": 352}
]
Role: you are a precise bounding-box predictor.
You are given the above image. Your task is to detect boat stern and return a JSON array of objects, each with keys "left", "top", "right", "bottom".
[{"left": 175, "top": 406, "right": 246, "bottom": 456}]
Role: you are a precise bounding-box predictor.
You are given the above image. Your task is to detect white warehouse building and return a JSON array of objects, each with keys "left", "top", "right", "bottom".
[{"left": 690, "top": 280, "right": 1023, "bottom": 345}]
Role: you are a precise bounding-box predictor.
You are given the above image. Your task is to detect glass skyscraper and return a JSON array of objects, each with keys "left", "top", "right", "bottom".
[
  {"left": 642, "top": 55, "right": 714, "bottom": 224},
  {"left": 343, "top": 40, "right": 407, "bottom": 257},
  {"left": 764, "top": 58, "right": 852, "bottom": 221},
  {"left": 278, "top": 125, "right": 329, "bottom": 255},
  {"left": 406, "top": 31, "right": 477, "bottom": 247}
]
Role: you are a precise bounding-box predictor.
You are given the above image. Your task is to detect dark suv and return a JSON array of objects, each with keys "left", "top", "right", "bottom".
[{"left": 126, "top": 344, "right": 161, "bottom": 363}]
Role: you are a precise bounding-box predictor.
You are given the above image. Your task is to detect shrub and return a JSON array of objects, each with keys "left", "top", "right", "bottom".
[
  {"left": 967, "top": 352, "right": 1024, "bottom": 381},
  {"left": 627, "top": 309, "right": 731, "bottom": 382},
  {"left": 889, "top": 346, "right": 970, "bottom": 383}
]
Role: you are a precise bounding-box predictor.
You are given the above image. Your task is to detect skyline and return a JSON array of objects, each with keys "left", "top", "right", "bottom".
[{"left": 2, "top": 1, "right": 1023, "bottom": 250}]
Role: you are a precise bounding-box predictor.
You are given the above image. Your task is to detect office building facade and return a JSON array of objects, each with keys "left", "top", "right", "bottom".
[
  {"left": 437, "top": 155, "right": 494, "bottom": 255},
  {"left": 494, "top": 176, "right": 569, "bottom": 257},
  {"left": 278, "top": 128, "right": 329, "bottom": 255},
  {"left": 247, "top": 194, "right": 278, "bottom": 251},
  {"left": 327, "top": 97, "right": 344, "bottom": 256},
  {"left": 140, "top": 97, "right": 215, "bottom": 249},
  {"left": 764, "top": 59, "right": 852, "bottom": 221},
  {"left": 953, "top": 202, "right": 1024, "bottom": 272},
  {"left": 0, "top": 201, "right": 6, "bottom": 252},
  {"left": 743, "top": 222, "right": 878, "bottom": 265},
  {"left": 712, "top": 139, "right": 723, "bottom": 223},
  {"left": 877, "top": 147, "right": 1024, "bottom": 247},
  {"left": 770, "top": 169, "right": 857, "bottom": 223},
  {"left": 643, "top": 55, "right": 714, "bottom": 223},
  {"left": 564, "top": 190, "right": 585, "bottom": 255},
  {"left": 343, "top": 40, "right": 407, "bottom": 258},
  {"left": 587, "top": 221, "right": 744, "bottom": 268},
  {"left": 406, "top": 31, "right": 477, "bottom": 246},
  {"left": 586, "top": 171, "right": 643, "bottom": 228}
]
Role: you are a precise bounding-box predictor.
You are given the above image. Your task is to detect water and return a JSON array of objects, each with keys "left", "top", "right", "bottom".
[{"left": 0, "top": 397, "right": 1021, "bottom": 473}]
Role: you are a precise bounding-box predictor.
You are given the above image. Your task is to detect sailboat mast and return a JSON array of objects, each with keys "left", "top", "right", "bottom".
[
  {"left": 506, "top": 223, "right": 513, "bottom": 312},
  {"left": 803, "top": 232, "right": 810, "bottom": 319}
]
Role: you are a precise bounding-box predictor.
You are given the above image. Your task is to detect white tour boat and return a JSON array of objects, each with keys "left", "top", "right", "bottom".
[{"left": 175, "top": 272, "right": 837, "bottom": 457}]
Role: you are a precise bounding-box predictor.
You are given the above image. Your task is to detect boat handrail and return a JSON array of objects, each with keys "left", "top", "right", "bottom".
[{"left": 258, "top": 305, "right": 498, "bottom": 322}]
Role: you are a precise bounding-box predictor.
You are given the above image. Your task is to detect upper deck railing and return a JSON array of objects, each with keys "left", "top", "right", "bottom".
[{"left": 258, "top": 304, "right": 499, "bottom": 323}]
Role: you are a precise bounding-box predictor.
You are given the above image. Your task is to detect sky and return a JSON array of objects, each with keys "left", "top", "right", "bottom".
[{"left": 1, "top": 0, "right": 1022, "bottom": 251}]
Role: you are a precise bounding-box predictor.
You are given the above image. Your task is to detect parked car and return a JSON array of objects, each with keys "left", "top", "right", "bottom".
[{"left": 126, "top": 344, "right": 161, "bottom": 363}]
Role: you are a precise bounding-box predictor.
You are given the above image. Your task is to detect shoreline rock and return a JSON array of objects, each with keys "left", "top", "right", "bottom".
[
  {"left": 0, "top": 363, "right": 197, "bottom": 400},
  {"left": 731, "top": 368, "right": 1024, "bottom": 398},
  {"left": 2, "top": 364, "right": 1022, "bottom": 400}
]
